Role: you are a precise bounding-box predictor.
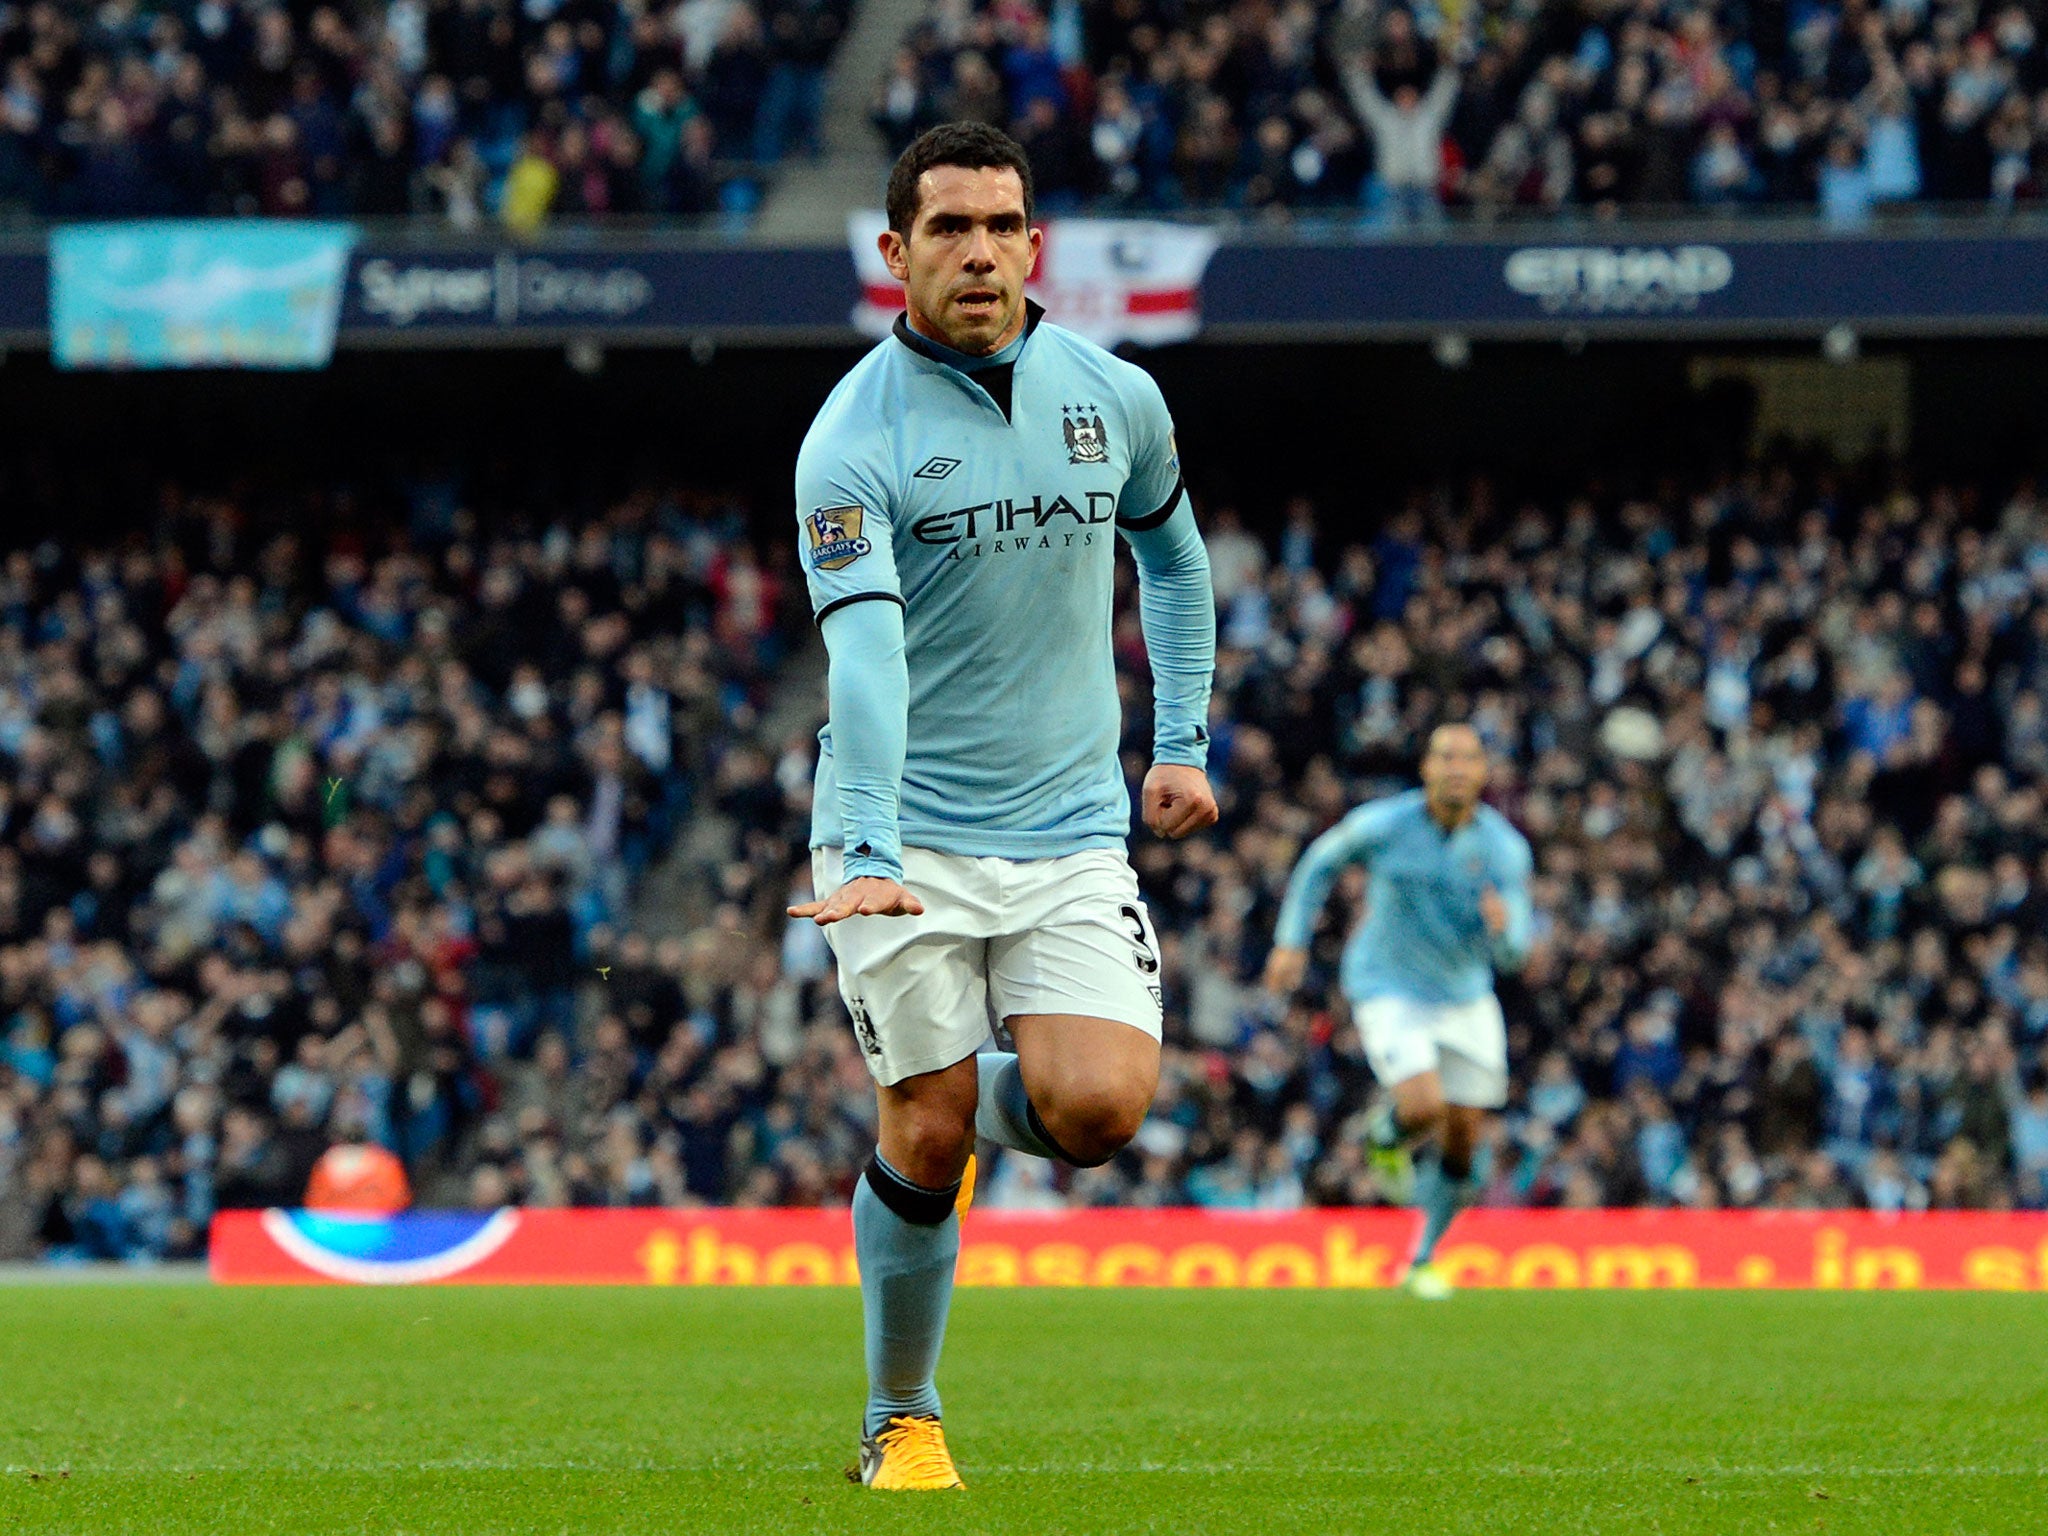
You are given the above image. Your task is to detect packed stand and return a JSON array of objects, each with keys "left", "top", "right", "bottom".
[
  {"left": 0, "top": 488, "right": 798, "bottom": 1260},
  {"left": 874, "top": 0, "right": 2048, "bottom": 223},
  {"left": 1086, "top": 473, "right": 2048, "bottom": 1216},
  {"left": 351, "top": 461, "right": 2048, "bottom": 1222},
  {"left": 446, "top": 462, "right": 2048, "bottom": 1222},
  {"left": 0, "top": 0, "right": 852, "bottom": 226},
  {"left": 11, "top": 461, "right": 2048, "bottom": 1257}
]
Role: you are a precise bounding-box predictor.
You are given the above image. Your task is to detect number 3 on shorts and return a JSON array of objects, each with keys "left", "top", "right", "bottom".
[{"left": 1119, "top": 903, "right": 1160, "bottom": 975}]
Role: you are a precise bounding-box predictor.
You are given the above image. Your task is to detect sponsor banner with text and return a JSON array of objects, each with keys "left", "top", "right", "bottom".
[
  {"left": 1198, "top": 229, "right": 2048, "bottom": 336},
  {"left": 212, "top": 1208, "right": 2048, "bottom": 1289},
  {"left": 13, "top": 226, "right": 2048, "bottom": 344},
  {"left": 337, "top": 244, "right": 858, "bottom": 334}
]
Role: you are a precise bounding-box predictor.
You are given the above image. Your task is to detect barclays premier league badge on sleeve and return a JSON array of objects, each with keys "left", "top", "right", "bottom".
[{"left": 805, "top": 505, "right": 873, "bottom": 571}]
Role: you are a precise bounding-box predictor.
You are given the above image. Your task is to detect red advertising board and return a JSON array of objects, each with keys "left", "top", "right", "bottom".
[{"left": 210, "top": 1207, "right": 2048, "bottom": 1289}]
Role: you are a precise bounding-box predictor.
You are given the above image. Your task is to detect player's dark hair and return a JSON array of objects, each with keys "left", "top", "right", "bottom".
[{"left": 885, "top": 121, "right": 1036, "bottom": 237}]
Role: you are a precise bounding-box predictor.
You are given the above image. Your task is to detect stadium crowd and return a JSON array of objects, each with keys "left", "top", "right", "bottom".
[
  {"left": 4, "top": 0, "right": 2048, "bottom": 227},
  {"left": 0, "top": 487, "right": 798, "bottom": 1260},
  {"left": 0, "top": 0, "right": 850, "bottom": 224},
  {"left": 1130, "top": 475, "right": 2048, "bottom": 1217},
  {"left": 877, "top": 0, "right": 2048, "bottom": 220},
  {"left": 7, "top": 455, "right": 2048, "bottom": 1261}
]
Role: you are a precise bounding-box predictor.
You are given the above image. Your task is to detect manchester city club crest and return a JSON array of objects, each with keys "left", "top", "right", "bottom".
[
  {"left": 1062, "top": 404, "right": 1110, "bottom": 465},
  {"left": 805, "top": 504, "right": 873, "bottom": 571}
]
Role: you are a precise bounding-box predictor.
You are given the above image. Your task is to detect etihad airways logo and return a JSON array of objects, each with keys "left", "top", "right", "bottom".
[
  {"left": 913, "top": 491, "right": 1119, "bottom": 559},
  {"left": 1503, "top": 245, "right": 1733, "bottom": 314}
]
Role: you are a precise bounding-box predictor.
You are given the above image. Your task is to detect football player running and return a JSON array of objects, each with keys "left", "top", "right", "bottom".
[
  {"left": 1264, "top": 724, "right": 1533, "bottom": 1299},
  {"left": 789, "top": 122, "right": 1217, "bottom": 1487}
]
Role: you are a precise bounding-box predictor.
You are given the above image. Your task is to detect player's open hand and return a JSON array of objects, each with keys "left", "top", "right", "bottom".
[
  {"left": 1262, "top": 945, "right": 1308, "bottom": 996},
  {"left": 1479, "top": 885, "right": 1507, "bottom": 937},
  {"left": 787, "top": 877, "right": 926, "bottom": 926},
  {"left": 1142, "top": 764, "right": 1219, "bottom": 840}
]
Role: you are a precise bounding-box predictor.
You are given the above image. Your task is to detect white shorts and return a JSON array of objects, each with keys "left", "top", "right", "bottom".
[
  {"left": 1354, "top": 994, "right": 1508, "bottom": 1109},
  {"left": 812, "top": 845, "right": 1165, "bottom": 1086}
]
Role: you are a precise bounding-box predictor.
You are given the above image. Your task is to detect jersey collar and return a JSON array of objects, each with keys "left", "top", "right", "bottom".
[{"left": 891, "top": 299, "right": 1045, "bottom": 374}]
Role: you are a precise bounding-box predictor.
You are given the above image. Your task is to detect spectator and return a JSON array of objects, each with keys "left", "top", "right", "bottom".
[
  {"left": 756, "top": 0, "right": 848, "bottom": 163},
  {"left": 1342, "top": 49, "right": 1457, "bottom": 226}
]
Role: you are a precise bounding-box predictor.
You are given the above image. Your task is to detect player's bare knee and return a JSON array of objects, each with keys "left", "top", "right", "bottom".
[
  {"left": 885, "top": 1105, "right": 975, "bottom": 1189},
  {"left": 1039, "top": 1085, "right": 1146, "bottom": 1167}
]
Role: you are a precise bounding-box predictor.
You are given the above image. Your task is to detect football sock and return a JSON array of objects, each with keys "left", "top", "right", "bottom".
[
  {"left": 1411, "top": 1154, "right": 1475, "bottom": 1267},
  {"left": 974, "top": 1050, "right": 1067, "bottom": 1161},
  {"left": 855, "top": 1153, "right": 961, "bottom": 1437}
]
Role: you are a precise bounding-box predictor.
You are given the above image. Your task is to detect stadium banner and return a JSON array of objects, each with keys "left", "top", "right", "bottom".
[
  {"left": 337, "top": 244, "right": 858, "bottom": 336},
  {"left": 847, "top": 212, "right": 1222, "bottom": 347},
  {"left": 0, "top": 246, "right": 44, "bottom": 336},
  {"left": 1201, "top": 228, "right": 2048, "bottom": 338},
  {"left": 212, "top": 1208, "right": 2048, "bottom": 1289},
  {"left": 18, "top": 224, "right": 2048, "bottom": 345},
  {"left": 48, "top": 221, "right": 356, "bottom": 368}
]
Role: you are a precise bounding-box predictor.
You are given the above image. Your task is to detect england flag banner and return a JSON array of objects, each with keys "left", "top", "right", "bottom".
[{"left": 849, "top": 211, "right": 1221, "bottom": 348}]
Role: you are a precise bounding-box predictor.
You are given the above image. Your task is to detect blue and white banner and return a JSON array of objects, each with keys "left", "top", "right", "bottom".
[{"left": 49, "top": 221, "right": 357, "bottom": 369}]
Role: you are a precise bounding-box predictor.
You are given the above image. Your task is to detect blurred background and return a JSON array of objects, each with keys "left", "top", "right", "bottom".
[{"left": 6, "top": 0, "right": 2048, "bottom": 1265}]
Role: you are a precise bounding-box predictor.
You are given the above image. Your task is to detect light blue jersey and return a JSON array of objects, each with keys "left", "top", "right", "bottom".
[
  {"left": 1273, "top": 789, "right": 1534, "bottom": 1005},
  {"left": 796, "top": 302, "right": 1213, "bottom": 876}
]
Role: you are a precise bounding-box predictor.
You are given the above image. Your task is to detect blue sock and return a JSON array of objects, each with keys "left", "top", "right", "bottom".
[
  {"left": 975, "top": 1051, "right": 1064, "bottom": 1160},
  {"left": 854, "top": 1156, "right": 960, "bottom": 1437},
  {"left": 1411, "top": 1156, "right": 1474, "bottom": 1267}
]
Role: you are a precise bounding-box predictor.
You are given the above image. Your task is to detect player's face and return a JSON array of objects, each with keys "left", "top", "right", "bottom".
[
  {"left": 882, "top": 165, "right": 1042, "bottom": 356},
  {"left": 1421, "top": 728, "right": 1489, "bottom": 812}
]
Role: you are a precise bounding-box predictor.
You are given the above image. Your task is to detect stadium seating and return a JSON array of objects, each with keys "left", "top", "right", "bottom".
[
  {"left": 3, "top": 0, "right": 2043, "bottom": 225},
  {"left": 4, "top": 465, "right": 2047, "bottom": 1262},
  {"left": 0, "top": 489, "right": 794, "bottom": 1258},
  {"left": 880, "top": 0, "right": 2048, "bottom": 218},
  {"left": 0, "top": 0, "right": 851, "bottom": 225}
]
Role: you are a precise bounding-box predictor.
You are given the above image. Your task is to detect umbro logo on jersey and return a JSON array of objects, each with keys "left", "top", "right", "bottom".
[{"left": 914, "top": 456, "right": 961, "bottom": 480}]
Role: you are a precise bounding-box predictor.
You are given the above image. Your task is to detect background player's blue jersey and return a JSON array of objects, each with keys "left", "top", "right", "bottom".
[
  {"left": 1273, "top": 789, "right": 1534, "bottom": 1005},
  {"left": 795, "top": 303, "right": 1211, "bottom": 868}
]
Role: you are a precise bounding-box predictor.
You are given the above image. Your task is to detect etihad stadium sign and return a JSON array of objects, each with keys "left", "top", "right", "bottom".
[
  {"left": 1502, "top": 245, "right": 1735, "bottom": 314},
  {"left": 215, "top": 1209, "right": 2048, "bottom": 1290}
]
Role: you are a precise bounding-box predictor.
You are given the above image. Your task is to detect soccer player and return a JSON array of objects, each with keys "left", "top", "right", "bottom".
[
  {"left": 1262, "top": 724, "right": 1532, "bottom": 1300},
  {"left": 786, "top": 122, "right": 1217, "bottom": 1490}
]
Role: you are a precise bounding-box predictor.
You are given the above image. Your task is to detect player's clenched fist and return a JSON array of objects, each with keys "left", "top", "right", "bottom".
[
  {"left": 1142, "top": 764, "right": 1219, "bottom": 840},
  {"left": 788, "top": 877, "right": 927, "bottom": 926},
  {"left": 1262, "top": 945, "right": 1308, "bottom": 996},
  {"left": 1479, "top": 885, "right": 1507, "bottom": 937}
]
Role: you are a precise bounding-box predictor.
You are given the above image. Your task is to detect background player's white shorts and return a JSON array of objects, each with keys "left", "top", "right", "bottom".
[
  {"left": 812, "top": 845, "right": 1165, "bottom": 1086},
  {"left": 1353, "top": 994, "right": 1508, "bottom": 1109}
]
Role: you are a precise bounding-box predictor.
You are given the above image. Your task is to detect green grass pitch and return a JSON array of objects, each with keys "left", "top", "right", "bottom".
[{"left": 1, "top": 1285, "right": 2043, "bottom": 1534}]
